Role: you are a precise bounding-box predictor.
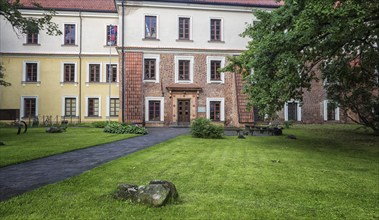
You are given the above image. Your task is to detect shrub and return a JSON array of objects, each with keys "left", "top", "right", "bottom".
[
  {"left": 92, "top": 121, "right": 112, "bottom": 128},
  {"left": 190, "top": 118, "right": 224, "bottom": 139},
  {"left": 283, "top": 120, "right": 294, "bottom": 129},
  {"left": 104, "top": 122, "right": 148, "bottom": 135}
]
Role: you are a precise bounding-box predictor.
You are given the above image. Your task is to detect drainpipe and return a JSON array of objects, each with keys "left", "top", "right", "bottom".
[
  {"left": 79, "top": 10, "right": 83, "bottom": 123},
  {"left": 121, "top": 0, "right": 125, "bottom": 122}
]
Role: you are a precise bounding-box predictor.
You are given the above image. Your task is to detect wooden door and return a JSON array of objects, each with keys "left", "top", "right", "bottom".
[{"left": 177, "top": 100, "right": 190, "bottom": 126}]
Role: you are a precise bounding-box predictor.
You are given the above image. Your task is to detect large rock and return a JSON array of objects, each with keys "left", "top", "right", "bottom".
[{"left": 114, "top": 180, "right": 179, "bottom": 207}]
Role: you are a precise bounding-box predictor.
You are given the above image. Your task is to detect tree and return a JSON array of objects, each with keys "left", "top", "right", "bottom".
[
  {"left": 225, "top": 0, "right": 379, "bottom": 133},
  {"left": 0, "top": 0, "right": 62, "bottom": 86}
]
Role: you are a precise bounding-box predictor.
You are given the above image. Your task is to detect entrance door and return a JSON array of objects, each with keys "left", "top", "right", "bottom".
[{"left": 177, "top": 100, "right": 190, "bottom": 126}]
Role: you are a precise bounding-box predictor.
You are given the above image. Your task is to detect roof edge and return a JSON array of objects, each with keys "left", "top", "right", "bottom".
[{"left": 124, "top": 0, "right": 282, "bottom": 8}]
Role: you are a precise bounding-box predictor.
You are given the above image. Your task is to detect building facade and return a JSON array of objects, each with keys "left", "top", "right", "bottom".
[
  {"left": 0, "top": 0, "right": 348, "bottom": 126},
  {"left": 0, "top": 0, "right": 121, "bottom": 124}
]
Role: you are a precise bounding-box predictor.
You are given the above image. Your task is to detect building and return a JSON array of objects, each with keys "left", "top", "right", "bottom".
[
  {"left": 0, "top": 0, "right": 120, "bottom": 124},
  {"left": 114, "top": 0, "right": 281, "bottom": 127},
  {"left": 1, "top": 0, "right": 347, "bottom": 127},
  {"left": 0, "top": 0, "right": 282, "bottom": 126}
]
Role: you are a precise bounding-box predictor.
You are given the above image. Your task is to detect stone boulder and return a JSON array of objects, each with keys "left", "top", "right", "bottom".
[
  {"left": 45, "top": 126, "right": 67, "bottom": 133},
  {"left": 114, "top": 180, "right": 179, "bottom": 207}
]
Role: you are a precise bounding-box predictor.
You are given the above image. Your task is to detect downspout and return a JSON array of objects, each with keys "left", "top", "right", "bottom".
[
  {"left": 121, "top": 0, "right": 125, "bottom": 122},
  {"left": 79, "top": 10, "right": 83, "bottom": 123}
]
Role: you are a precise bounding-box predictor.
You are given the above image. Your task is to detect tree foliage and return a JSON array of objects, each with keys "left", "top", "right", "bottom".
[
  {"left": 0, "top": 0, "right": 61, "bottom": 35},
  {"left": 225, "top": 0, "right": 379, "bottom": 132},
  {"left": 0, "top": 0, "right": 62, "bottom": 87}
]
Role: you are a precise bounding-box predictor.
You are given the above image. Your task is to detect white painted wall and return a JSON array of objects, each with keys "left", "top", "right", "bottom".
[
  {"left": 119, "top": 2, "right": 264, "bottom": 50},
  {"left": 0, "top": 10, "right": 118, "bottom": 55}
]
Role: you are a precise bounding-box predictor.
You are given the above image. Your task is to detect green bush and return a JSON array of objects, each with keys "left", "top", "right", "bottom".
[
  {"left": 283, "top": 120, "right": 294, "bottom": 129},
  {"left": 190, "top": 118, "right": 224, "bottom": 139},
  {"left": 104, "top": 123, "right": 148, "bottom": 135},
  {"left": 92, "top": 121, "right": 112, "bottom": 128}
]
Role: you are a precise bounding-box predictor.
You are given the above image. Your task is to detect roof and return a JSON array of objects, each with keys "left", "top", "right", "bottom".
[
  {"left": 17, "top": 0, "right": 117, "bottom": 13},
  {"left": 126, "top": 0, "right": 283, "bottom": 8}
]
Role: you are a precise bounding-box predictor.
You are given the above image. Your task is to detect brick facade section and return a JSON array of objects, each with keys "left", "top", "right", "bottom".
[
  {"left": 142, "top": 53, "right": 241, "bottom": 127},
  {"left": 124, "top": 52, "right": 144, "bottom": 123}
]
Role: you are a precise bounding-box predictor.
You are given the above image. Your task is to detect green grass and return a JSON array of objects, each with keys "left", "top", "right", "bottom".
[
  {"left": 0, "top": 127, "right": 138, "bottom": 167},
  {"left": 0, "top": 124, "right": 378, "bottom": 219}
]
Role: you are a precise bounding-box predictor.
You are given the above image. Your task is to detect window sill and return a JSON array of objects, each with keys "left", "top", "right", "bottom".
[
  {"left": 146, "top": 121, "right": 164, "bottom": 124},
  {"left": 85, "top": 116, "right": 102, "bottom": 119},
  {"left": 21, "top": 81, "right": 41, "bottom": 86},
  {"left": 61, "top": 116, "right": 79, "bottom": 119},
  {"left": 208, "top": 40, "right": 225, "bottom": 43},
  {"left": 176, "top": 39, "right": 193, "bottom": 42},
  {"left": 142, "top": 38, "right": 160, "bottom": 41},
  {"left": 208, "top": 81, "right": 224, "bottom": 84},
  {"left": 143, "top": 80, "right": 158, "bottom": 83},
  {"left": 23, "top": 43, "right": 41, "bottom": 46},
  {"left": 61, "top": 44, "right": 78, "bottom": 47},
  {"left": 60, "top": 82, "right": 78, "bottom": 86},
  {"left": 103, "top": 44, "right": 117, "bottom": 47},
  {"left": 106, "top": 116, "right": 119, "bottom": 119},
  {"left": 175, "top": 81, "right": 193, "bottom": 84}
]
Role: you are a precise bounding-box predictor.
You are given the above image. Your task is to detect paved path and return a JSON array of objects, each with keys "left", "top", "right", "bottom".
[{"left": 0, "top": 128, "right": 189, "bottom": 201}]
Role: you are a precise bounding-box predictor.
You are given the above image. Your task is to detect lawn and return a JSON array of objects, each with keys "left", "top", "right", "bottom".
[
  {"left": 0, "top": 127, "right": 138, "bottom": 167},
  {"left": 0, "top": 125, "right": 378, "bottom": 219}
]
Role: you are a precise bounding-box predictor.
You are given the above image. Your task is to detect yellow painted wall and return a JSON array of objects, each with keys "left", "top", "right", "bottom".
[{"left": 0, "top": 55, "right": 120, "bottom": 123}]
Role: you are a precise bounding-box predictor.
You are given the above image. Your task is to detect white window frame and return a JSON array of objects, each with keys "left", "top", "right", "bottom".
[
  {"left": 61, "top": 62, "right": 77, "bottom": 83},
  {"left": 175, "top": 56, "right": 194, "bottom": 83},
  {"left": 62, "top": 23, "right": 78, "bottom": 45},
  {"left": 143, "top": 54, "right": 160, "bottom": 83},
  {"left": 206, "top": 97, "right": 225, "bottom": 122},
  {"left": 20, "top": 96, "right": 38, "bottom": 119},
  {"left": 143, "top": 14, "right": 159, "bottom": 39},
  {"left": 177, "top": 16, "right": 193, "bottom": 40},
  {"left": 104, "top": 62, "right": 118, "bottom": 83},
  {"left": 22, "top": 61, "right": 40, "bottom": 82},
  {"left": 85, "top": 96, "right": 102, "bottom": 117},
  {"left": 106, "top": 96, "right": 119, "bottom": 117},
  {"left": 284, "top": 100, "right": 302, "bottom": 121},
  {"left": 145, "top": 97, "right": 164, "bottom": 122},
  {"left": 206, "top": 56, "right": 225, "bottom": 84},
  {"left": 209, "top": 17, "right": 224, "bottom": 41},
  {"left": 62, "top": 96, "right": 79, "bottom": 117},
  {"left": 24, "top": 32, "right": 40, "bottom": 44},
  {"left": 86, "top": 63, "right": 103, "bottom": 83},
  {"left": 323, "top": 100, "right": 340, "bottom": 121}
]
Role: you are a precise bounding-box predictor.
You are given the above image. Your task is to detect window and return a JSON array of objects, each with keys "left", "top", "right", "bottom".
[
  {"left": 27, "top": 32, "right": 38, "bottom": 44},
  {"left": 87, "top": 98, "right": 100, "bottom": 117},
  {"left": 210, "top": 19, "right": 221, "bottom": 41},
  {"left": 106, "top": 25, "right": 118, "bottom": 46},
  {"left": 23, "top": 98, "right": 36, "bottom": 118},
  {"left": 145, "top": 16, "right": 157, "bottom": 39},
  {"left": 25, "top": 63, "right": 38, "bottom": 82},
  {"left": 178, "top": 60, "right": 190, "bottom": 81},
  {"left": 206, "top": 98, "right": 225, "bottom": 121},
  {"left": 323, "top": 100, "right": 340, "bottom": 121},
  {"left": 109, "top": 98, "right": 119, "bottom": 117},
  {"left": 284, "top": 101, "right": 302, "bottom": 121},
  {"left": 149, "top": 101, "right": 161, "bottom": 121},
  {"left": 178, "top": 17, "right": 190, "bottom": 40},
  {"left": 89, "top": 64, "right": 100, "bottom": 82},
  {"left": 64, "top": 97, "right": 77, "bottom": 116},
  {"left": 210, "top": 101, "right": 221, "bottom": 121},
  {"left": 64, "top": 24, "right": 76, "bottom": 45},
  {"left": 64, "top": 64, "right": 75, "bottom": 82},
  {"left": 145, "top": 97, "right": 164, "bottom": 122},
  {"left": 175, "top": 56, "right": 194, "bottom": 83},
  {"left": 106, "top": 64, "right": 117, "bottom": 83},
  {"left": 207, "top": 56, "right": 225, "bottom": 83},
  {"left": 210, "top": 61, "right": 221, "bottom": 81},
  {"left": 144, "top": 59, "right": 156, "bottom": 80},
  {"left": 21, "top": 96, "right": 38, "bottom": 118}
]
